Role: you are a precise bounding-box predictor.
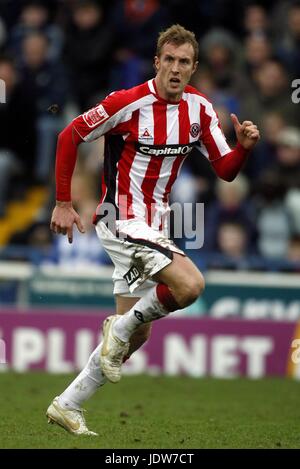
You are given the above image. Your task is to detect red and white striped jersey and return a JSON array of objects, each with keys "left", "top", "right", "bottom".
[{"left": 72, "top": 78, "right": 232, "bottom": 230}]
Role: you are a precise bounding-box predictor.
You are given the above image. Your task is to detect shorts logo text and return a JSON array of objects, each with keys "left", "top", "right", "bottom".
[{"left": 124, "top": 265, "right": 141, "bottom": 286}]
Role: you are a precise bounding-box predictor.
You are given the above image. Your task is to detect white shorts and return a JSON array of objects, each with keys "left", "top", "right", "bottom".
[{"left": 95, "top": 219, "right": 185, "bottom": 296}]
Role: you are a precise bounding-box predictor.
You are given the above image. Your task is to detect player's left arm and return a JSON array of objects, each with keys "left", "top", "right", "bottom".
[
  {"left": 199, "top": 101, "right": 260, "bottom": 181},
  {"left": 211, "top": 113, "right": 260, "bottom": 182}
]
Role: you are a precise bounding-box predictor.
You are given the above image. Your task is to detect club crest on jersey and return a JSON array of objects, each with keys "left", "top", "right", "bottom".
[
  {"left": 83, "top": 104, "right": 109, "bottom": 127},
  {"left": 190, "top": 123, "right": 200, "bottom": 138},
  {"left": 139, "top": 128, "right": 153, "bottom": 139}
]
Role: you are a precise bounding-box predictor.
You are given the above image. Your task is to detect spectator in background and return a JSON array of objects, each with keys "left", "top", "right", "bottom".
[
  {"left": 0, "top": 56, "right": 36, "bottom": 216},
  {"left": 217, "top": 221, "right": 248, "bottom": 258},
  {"left": 205, "top": 219, "right": 264, "bottom": 271},
  {"left": 275, "top": 127, "right": 300, "bottom": 236},
  {"left": 240, "top": 59, "right": 298, "bottom": 127},
  {"left": 199, "top": 28, "right": 242, "bottom": 92},
  {"left": 9, "top": 0, "right": 63, "bottom": 61},
  {"left": 256, "top": 126, "right": 300, "bottom": 240},
  {"left": 19, "top": 31, "right": 68, "bottom": 183},
  {"left": 8, "top": 220, "right": 53, "bottom": 263},
  {"left": 286, "top": 187, "right": 300, "bottom": 235},
  {"left": 255, "top": 170, "right": 291, "bottom": 260},
  {"left": 64, "top": 0, "right": 114, "bottom": 110},
  {"left": 198, "top": 28, "right": 247, "bottom": 116},
  {"left": 243, "top": 33, "right": 273, "bottom": 82},
  {"left": 204, "top": 174, "right": 257, "bottom": 253},
  {"left": 275, "top": 1, "right": 300, "bottom": 76},
  {"left": 274, "top": 127, "right": 300, "bottom": 193},
  {"left": 275, "top": 234, "right": 300, "bottom": 273},
  {"left": 242, "top": 3, "right": 270, "bottom": 37},
  {"left": 110, "top": 0, "right": 169, "bottom": 88},
  {"left": 244, "top": 111, "right": 286, "bottom": 179},
  {"left": 210, "top": 221, "right": 254, "bottom": 270}
]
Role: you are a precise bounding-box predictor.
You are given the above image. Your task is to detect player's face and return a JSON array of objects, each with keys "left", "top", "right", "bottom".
[{"left": 154, "top": 42, "right": 198, "bottom": 102}]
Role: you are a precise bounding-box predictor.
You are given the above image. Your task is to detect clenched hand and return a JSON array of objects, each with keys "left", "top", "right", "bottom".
[{"left": 231, "top": 113, "right": 260, "bottom": 151}]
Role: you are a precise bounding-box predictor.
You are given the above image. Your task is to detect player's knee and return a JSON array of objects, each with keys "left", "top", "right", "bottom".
[{"left": 176, "top": 273, "right": 205, "bottom": 308}]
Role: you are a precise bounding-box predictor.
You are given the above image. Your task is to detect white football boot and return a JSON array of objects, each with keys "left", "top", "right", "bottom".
[
  {"left": 46, "top": 397, "right": 98, "bottom": 436},
  {"left": 100, "top": 315, "right": 129, "bottom": 383}
]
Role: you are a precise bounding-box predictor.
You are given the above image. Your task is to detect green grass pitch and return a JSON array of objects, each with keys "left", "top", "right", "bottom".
[{"left": 0, "top": 372, "right": 299, "bottom": 449}]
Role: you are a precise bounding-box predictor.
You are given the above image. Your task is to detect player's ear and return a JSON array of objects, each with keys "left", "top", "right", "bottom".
[
  {"left": 154, "top": 55, "right": 160, "bottom": 72},
  {"left": 192, "top": 61, "right": 198, "bottom": 74}
]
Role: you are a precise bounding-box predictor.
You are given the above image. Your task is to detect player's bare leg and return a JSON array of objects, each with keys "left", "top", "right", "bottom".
[
  {"left": 100, "top": 253, "right": 204, "bottom": 382},
  {"left": 46, "top": 295, "right": 152, "bottom": 434},
  {"left": 153, "top": 253, "right": 205, "bottom": 307},
  {"left": 100, "top": 294, "right": 153, "bottom": 382},
  {"left": 116, "top": 295, "right": 152, "bottom": 356},
  {"left": 47, "top": 253, "right": 203, "bottom": 431},
  {"left": 111, "top": 255, "right": 202, "bottom": 358}
]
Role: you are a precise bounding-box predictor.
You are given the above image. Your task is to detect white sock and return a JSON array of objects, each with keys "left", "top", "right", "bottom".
[
  {"left": 113, "top": 286, "right": 169, "bottom": 342},
  {"left": 58, "top": 342, "right": 107, "bottom": 410}
]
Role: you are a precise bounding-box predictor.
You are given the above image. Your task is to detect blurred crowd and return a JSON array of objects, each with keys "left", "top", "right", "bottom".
[{"left": 0, "top": 0, "right": 299, "bottom": 272}]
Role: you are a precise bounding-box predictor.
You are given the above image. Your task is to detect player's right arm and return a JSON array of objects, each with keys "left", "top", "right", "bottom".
[
  {"left": 197, "top": 97, "right": 259, "bottom": 181},
  {"left": 50, "top": 123, "right": 85, "bottom": 243},
  {"left": 51, "top": 90, "right": 131, "bottom": 243},
  {"left": 51, "top": 83, "right": 150, "bottom": 242}
]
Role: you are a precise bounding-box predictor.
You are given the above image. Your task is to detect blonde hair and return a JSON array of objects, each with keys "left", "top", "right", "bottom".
[{"left": 156, "top": 24, "right": 199, "bottom": 63}]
